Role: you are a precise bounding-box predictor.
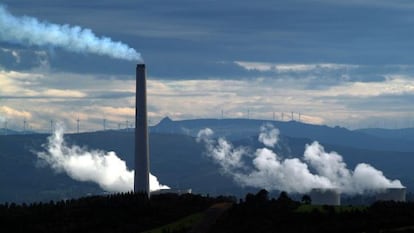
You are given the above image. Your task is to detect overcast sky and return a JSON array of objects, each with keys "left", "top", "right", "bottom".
[{"left": 1, "top": 0, "right": 414, "bottom": 132}]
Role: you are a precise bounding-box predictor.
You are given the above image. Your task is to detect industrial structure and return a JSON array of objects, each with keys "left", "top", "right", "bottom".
[
  {"left": 310, "top": 188, "right": 341, "bottom": 206},
  {"left": 375, "top": 188, "right": 406, "bottom": 202},
  {"left": 151, "top": 188, "right": 192, "bottom": 195},
  {"left": 134, "top": 64, "right": 150, "bottom": 196}
]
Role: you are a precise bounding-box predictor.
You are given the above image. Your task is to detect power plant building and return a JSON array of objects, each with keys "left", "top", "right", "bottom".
[
  {"left": 310, "top": 188, "right": 341, "bottom": 206},
  {"left": 134, "top": 64, "right": 150, "bottom": 195},
  {"left": 375, "top": 188, "right": 406, "bottom": 202}
]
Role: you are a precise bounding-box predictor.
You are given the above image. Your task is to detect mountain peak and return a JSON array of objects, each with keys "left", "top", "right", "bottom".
[{"left": 159, "top": 116, "right": 173, "bottom": 125}]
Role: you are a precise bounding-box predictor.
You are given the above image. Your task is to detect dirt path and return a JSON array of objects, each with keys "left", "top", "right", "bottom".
[{"left": 188, "top": 202, "right": 232, "bottom": 233}]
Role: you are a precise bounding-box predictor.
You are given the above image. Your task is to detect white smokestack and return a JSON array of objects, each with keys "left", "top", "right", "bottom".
[
  {"left": 197, "top": 124, "right": 404, "bottom": 194},
  {"left": 36, "top": 123, "right": 169, "bottom": 193},
  {"left": 0, "top": 5, "right": 142, "bottom": 61}
]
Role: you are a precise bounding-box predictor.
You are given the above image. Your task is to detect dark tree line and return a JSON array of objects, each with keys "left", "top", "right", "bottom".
[
  {"left": 0, "top": 192, "right": 232, "bottom": 233},
  {"left": 3, "top": 189, "right": 414, "bottom": 233},
  {"left": 209, "top": 189, "right": 414, "bottom": 233}
]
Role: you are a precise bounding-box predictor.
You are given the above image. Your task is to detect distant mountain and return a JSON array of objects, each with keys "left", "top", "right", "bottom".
[
  {"left": 1, "top": 124, "right": 414, "bottom": 203},
  {"left": 151, "top": 118, "right": 414, "bottom": 152},
  {"left": 355, "top": 128, "right": 414, "bottom": 142},
  {"left": 0, "top": 128, "right": 34, "bottom": 135},
  {"left": 0, "top": 131, "right": 246, "bottom": 203}
]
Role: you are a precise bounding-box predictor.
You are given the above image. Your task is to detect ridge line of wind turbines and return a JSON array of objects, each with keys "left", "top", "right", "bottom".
[{"left": 2, "top": 110, "right": 304, "bottom": 136}]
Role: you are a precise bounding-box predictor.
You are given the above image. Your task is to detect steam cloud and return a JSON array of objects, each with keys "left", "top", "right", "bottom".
[
  {"left": 197, "top": 124, "right": 403, "bottom": 194},
  {"left": 36, "top": 124, "right": 169, "bottom": 193},
  {"left": 0, "top": 5, "right": 142, "bottom": 61},
  {"left": 258, "top": 123, "right": 279, "bottom": 148}
]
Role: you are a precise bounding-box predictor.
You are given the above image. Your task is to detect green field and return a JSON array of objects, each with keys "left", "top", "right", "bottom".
[{"left": 142, "top": 212, "right": 204, "bottom": 233}]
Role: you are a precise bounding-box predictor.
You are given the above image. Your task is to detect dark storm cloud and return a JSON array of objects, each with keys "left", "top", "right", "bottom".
[
  {"left": 0, "top": 91, "right": 133, "bottom": 100},
  {"left": 0, "top": 95, "right": 81, "bottom": 99},
  {"left": 0, "top": 45, "right": 48, "bottom": 71},
  {"left": 2, "top": 0, "right": 414, "bottom": 81},
  {"left": 92, "top": 91, "right": 134, "bottom": 99},
  {"left": 351, "top": 94, "right": 414, "bottom": 111},
  {"left": 147, "top": 105, "right": 160, "bottom": 113},
  {"left": 303, "top": 72, "right": 387, "bottom": 90},
  {"left": 318, "top": 94, "right": 414, "bottom": 112}
]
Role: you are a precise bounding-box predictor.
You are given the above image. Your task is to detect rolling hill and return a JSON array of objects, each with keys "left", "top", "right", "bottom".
[{"left": 0, "top": 118, "right": 413, "bottom": 203}]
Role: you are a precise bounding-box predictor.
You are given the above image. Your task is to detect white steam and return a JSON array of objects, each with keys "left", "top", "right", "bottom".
[
  {"left": 197, "top": 124, "right": 403, "bottom": 194},
  {"left": 197, "top": 128, "right": 246, "bottom": 171},
  {"left": 36, "top": 124, "right": 169, "bottom": 193},
  {"left": 258, "top": 123, "right": 279, "bottom": 148},
  {"left": 0, "top": 5, "right": 142, "bottom": 61}
]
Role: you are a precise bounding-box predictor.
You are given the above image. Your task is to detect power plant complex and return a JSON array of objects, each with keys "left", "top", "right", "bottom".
[
  {"left": 375, "top": 188, "right": 406, "bottom": 202},
  {"left": 132, "top": 64, "right": 407, "bottom": 204},
  {"left": 309, "top": 187, "right": 406, "bottom": 206},
  {"left": 310, "top": 188, "right": 341, "bottom": 206}
]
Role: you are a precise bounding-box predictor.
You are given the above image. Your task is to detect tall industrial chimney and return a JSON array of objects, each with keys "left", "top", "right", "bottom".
[{"left": 134, "top": 64, "right": 150, "bottom": 196}]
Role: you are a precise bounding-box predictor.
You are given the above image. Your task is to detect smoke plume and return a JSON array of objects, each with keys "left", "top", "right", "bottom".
[
  {"left": 258, "top": 123, "right": 279, "bottom": 148},
  {"left": 197, "top": 124, "right": 403, "bottom": 194},
  {"left": 36, "top": 124, "right": 169, "bottom": 193},
  {"left": 0, "top": 5, "right": 142, "bottom": 61}
]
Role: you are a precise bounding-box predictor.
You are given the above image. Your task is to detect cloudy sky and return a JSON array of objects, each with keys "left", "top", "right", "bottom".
[{"left": 2, "top": 0, "right": 414, "bottom": 132}]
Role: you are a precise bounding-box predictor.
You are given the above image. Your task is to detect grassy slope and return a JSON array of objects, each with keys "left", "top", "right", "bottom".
[{"left": 142, "top": 212, "right": 204, "bottom": 233}]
